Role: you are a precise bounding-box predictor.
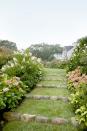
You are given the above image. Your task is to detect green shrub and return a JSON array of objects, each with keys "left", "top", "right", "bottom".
[
  {"left": 1, "top": 49, "right": 43, "bottom": 91},
  {"left": 0, "top": 74, "right": 26, "bottom": 110},
  {"left": 67, "top": 36, "right": 87, "bottom": 129},
  {"left": 67, "top": 37, "right": 87, "bottom": 74},
  {"left": 44, "top": 60, "right": 68, "bottom": 69},
  {"left": 0, "top": 47, "right": 13, "bottom": 69},
  {"left": 68, "top": 83, "right": 87, "bottom": 127},
  {"left": 0, "top": 48, "right": 43, "bottom": 114}
]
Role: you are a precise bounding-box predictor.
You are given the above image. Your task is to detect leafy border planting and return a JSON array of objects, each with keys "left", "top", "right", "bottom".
[
  {"left": 67, "top": 37, "right": 87, "bottom": 129},
  {"left": 0, "top": 49, "right": 43, "bottom": 111}
]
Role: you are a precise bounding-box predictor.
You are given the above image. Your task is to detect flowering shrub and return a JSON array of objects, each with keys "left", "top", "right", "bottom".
[
  {"left": 67, "top": 67, "right": 87, "bottom": 87},
  {"left": 0, "top": 49, "right": 43, "bottom": 111},
  {"left": 0, "top": 74, "right": 26, "bottom": 110},
  {"left": 66, "top": 37, "right": 87, "bottom": 129},
  {"left": 1, "top": 49, "right": 43, "bottom": 91},
  {"left": 67, "top": 68, "right": 87, "bottom": 128}
]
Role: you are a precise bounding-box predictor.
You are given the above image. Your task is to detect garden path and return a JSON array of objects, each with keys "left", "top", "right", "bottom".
[{"left": 3, "top": 68, "right": 79, "bottom": 131}]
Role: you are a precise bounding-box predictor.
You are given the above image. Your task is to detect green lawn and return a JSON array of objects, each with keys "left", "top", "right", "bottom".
[
  {"left": 3, "top": 121, "right": 78, "bottom": 131},
  {"left": 37, "top": 79, "right": 66, "bottom": 88},
  {"left": 30, "top": 88, "right": 69, "bottom": 96},
  {"left": 44, "top": 68, "right": 66, "bottom": 74},
  {"left": 38, "top": 80, "right": 66, "bottom": 85},
  {"left": 15, "top": 100, "right": 74, "bottom": 118}
]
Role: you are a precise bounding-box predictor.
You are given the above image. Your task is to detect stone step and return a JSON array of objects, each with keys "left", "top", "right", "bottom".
[
  {"left": 36, "top": 84, "right": 66, "bottom": 88},
  {"left": 43, "top": 78, "right": 66, "bottom": 81},
  {"left": 25, "top": 95, "right": 69, "bottom": 102},
  {"left": 3, "top": 112, "right": 79, "bottom": 127}
]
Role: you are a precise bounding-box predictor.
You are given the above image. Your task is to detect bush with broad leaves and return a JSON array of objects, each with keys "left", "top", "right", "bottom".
[{"left": 1, "top": 49, "right": 43, "bottom": 91}]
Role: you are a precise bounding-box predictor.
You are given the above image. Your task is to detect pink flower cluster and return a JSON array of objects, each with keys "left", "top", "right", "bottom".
[{"left": 68, "top": 67, "right": 87, "bottom": 87}]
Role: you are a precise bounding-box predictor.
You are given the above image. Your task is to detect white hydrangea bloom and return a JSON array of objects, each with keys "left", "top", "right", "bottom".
[
  {"left": 29, "top": 52, "right": 32, "bottom": 56},
  {"left": 23, "top": 57, "right": 25, "bottom": 62},
  {"left": 25, "top": 53, "right": 28, "bottom": 57},
  {"left": 31, "top": 56, "right": 36, "bottom": 60},
  {"left": 3, "top": 88, "right": 9, "bottom": 93},
  {"left": 13, "top": 58, "right": 18, "bottom": 62},
  {"left": 1, "top": 67, "right": 6, "bottom": 72},
  {"left": 37, "top": 58, "right": 41, "bottom": 63},
  {"left": 10, "top": 63, "right": 14, "bottom": 67}
]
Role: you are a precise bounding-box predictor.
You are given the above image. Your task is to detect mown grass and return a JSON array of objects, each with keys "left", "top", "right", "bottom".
[
  {"left": 38, "top": 80, "right": 66, "bottom": 85},
  {"left": 3, "top": 121, "right": 79, "bottom": 131},
  {"left": 15, "top": 99, "right": 74, "bottom": 118},
  {"left": 30, "top": 87, "right": 69, "bottom": 96},
  {"left": 44, "top": 68, "right": 66, "bottom": 74}
]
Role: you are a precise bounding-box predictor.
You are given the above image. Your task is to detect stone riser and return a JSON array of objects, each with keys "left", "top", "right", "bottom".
[
  {"left": 36, "top": 85, "right": 66, "bottom": 88},
  {"left": 25, "top": 95, "right": 69, "bottom": 102},
  {"left": 3, "top": 112, "right": 79, "bottom": 127}
]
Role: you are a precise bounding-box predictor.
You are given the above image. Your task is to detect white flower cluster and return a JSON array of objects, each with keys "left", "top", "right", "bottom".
[
  {"left": 37, "top": 58, "right": 41, "bottom": 63},
  {"left": 2, "top": 87, "right": 9, "bottom": 93},
  {"left": 22, "top": 57, "right": 25, "bottom": 62},
  {"left": 31, "top": 56, "right": 36, "bottom": 61},
  {"left": 29, "top": 52, "right": 32, "bottom": 56},
  {"left": 1, "top": 64, "right": 10, "bottom": 72},
  {"left": 13, "top": 58, "right": 18, "bottom": 64}
]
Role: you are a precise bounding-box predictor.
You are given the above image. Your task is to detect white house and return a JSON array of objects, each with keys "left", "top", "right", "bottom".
[
  {"left": 62, "top": 46, "right": 74, "bottom": 60},
  {"left": 54, "top": 46, "right": 74, "bottom": 60}
]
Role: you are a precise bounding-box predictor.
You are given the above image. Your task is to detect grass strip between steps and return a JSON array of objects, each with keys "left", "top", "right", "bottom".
[
  {"left": 3, "top": 121, "right": 78, "bottom": 131},
  {"left": 14, "top": 100, "right": 74, "bottom": 118}
]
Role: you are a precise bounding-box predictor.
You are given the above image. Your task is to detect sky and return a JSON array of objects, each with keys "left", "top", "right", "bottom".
[{"left": 0, "top": 0, "right": 87, "bottom": 49}]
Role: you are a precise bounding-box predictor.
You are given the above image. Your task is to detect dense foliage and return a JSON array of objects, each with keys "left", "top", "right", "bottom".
[
  {"left": 0, "top": 40, "right": 17, "bottom": 51},
  {"left": 44, "top": 60, "right": 68, "bottom": 69},
  {"left": 29, "top": 43, "right": 63, "bottom": 61},
  {"left": 1, "top": 49, "right": 43, "bottom": 89},
  {"left": 68, "top": 73, "right": 87, "bottom": 128},
  {"left": 0, "top": 49, "right": 43, "bottom": 111},
  {"left": 0, "top": 40, "right": 17, "bottom": 69},
  {"left": 0, "top": 75, "right": 26, "bottom": 110},
  {"left": 67, "top": 37, "right": 87, "bottom": 74},
  {"left": 67, "top": 37, "right": 87, "bottom": 129},
  {"left": 0, "top": 47, "right": 13, "bottom": 69}
]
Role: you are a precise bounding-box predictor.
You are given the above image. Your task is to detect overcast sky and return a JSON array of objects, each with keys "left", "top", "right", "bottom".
[{"left": 0, "top": 0, "right": 87, "bottom": 49}]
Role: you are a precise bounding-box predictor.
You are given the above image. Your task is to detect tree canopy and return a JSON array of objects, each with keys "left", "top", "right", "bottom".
[
  {"left": 0, "top": 40, "right": 17, "bottom": 68},
  {"left": 0, "top": 40, "right": 17, "bottom": 51},
  {"left": 29, "top": 43, "right": 63, "bottom": 61}
]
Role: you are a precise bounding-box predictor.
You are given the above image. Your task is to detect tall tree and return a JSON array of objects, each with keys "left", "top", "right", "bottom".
[
  {"left": 0, "top": 40, "right": 17, "bottom": 51},
  {"left": 29, "top": 43, "right": 63, "bottom": 61}
]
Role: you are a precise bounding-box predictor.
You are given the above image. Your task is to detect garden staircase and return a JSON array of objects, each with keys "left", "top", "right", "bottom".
[{"left": 3, "top": 68, "right": 79, "bottom": 131}]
